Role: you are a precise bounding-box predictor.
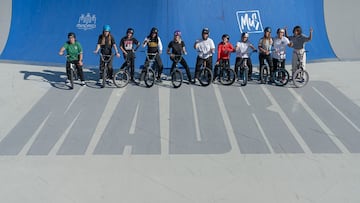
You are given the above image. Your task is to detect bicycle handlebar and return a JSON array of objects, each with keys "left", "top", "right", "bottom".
[
  {"left": 171, "top": 54, "right": 183, "bottom": 63},
  {"left": 99, "top": 53, "right": 115, "bottom": 63}
]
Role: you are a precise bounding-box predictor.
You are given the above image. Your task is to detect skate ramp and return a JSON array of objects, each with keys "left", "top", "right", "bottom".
[{"left": 2, "top": 0, "right": 358, "bottom": 67}]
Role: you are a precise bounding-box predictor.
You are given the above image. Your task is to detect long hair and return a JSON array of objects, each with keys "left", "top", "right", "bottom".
[{"left": 100, "top": 33, "right": 112, "bottom": 46}]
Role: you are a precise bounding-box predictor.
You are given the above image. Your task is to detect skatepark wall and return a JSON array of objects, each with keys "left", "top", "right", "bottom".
[{"left": 0, "top": 0, "right": 358, "bottom": 68}]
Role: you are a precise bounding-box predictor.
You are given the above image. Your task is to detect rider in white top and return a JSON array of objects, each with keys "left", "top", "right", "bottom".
[
  {"left": 193, "top": 28, "right": 215, "bottom": 82},
  {"left": 235, "top": 32, "right": 257, "bottom": 80},
  {"left": 272, "top": 28, "right": 291, "bottom": 70}
]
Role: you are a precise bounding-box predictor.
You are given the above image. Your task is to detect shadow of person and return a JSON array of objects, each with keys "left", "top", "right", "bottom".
[
  {"left": 19, "top": 69, "right": 71, "bottom": 90},
  {"left": 19, "top": 68, "right": 101, "bottom": 90}
]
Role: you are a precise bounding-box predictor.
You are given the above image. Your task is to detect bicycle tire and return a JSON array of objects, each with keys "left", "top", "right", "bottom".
[
  {"left": 144, "top": 68, "right": 155, "bottom": 88},
  {"left": 241, "top": 68, "right": 248, "bottom": 86},
  {"left": 199, "top": 67, "right": 213, "bottom": 86},
  {"left": 171, "top": 69, "right": 183, "bottom": 88},
  {"left": 113, "top": 69, "right": 130, "bottom": 88},
  {"left": 220, "top": 68, "right": 235, "bottom": 86},
  {"left": 293, "top": 69, "right": 309, "bottom": 88},
  {"left": 260, "top": 65, "right": 269, "bottom": 84},
  {"left": 273, "top": 69, "right": 289, "bottom": 86},
  {"left": 101, "top": 67, "right": 107, "bottom": 88},
  {"left": 69, "top": 68, "right": 74, "bottom": 89}
]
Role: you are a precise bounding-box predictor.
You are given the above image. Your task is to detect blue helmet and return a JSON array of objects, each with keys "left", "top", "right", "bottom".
[{"left": 103, "top": 24, "right": 111, "bottom": 32}]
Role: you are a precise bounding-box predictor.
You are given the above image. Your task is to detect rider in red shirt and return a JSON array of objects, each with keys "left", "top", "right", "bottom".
[{"left": 214, "top": 34, "right": 235, "bottom": 81}]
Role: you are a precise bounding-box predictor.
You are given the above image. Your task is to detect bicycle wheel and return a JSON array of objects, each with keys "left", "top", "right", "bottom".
[
  {"left": 101, "top": 67, "right": 107, "bottom": 88},
  {"left": 171, "top": 69, "right": 183, "bottom": 88},
  {"left": 241, "top": 67, "right": 248, "bottom": 86},
  {"left": 220, "top": 68, "right": 235, "bottom": 86},
  {"left": 260, "top": 65, "right": 269, "bottom": 84},
  {"left": 113, "top": 69, "right": 129, "bottom": 88},
  {"left": 144, "top": 68, "right": 155, "bottom": 88},
  {"left": 293, "top": 69, "right": 309, "bottom": 88},
  {"left": 273, "top": 69, "right": 289, "bottom": 86},
  {"left": 69, "top": 68, "right": 74, "bottom": 89},
  {"left": 199, "top": 67, "right": 213, "bottom": 86}
]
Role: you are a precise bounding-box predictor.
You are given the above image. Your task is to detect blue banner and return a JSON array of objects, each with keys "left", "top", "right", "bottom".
[{"left": 0, "top": 0, "right": 335, "bottom": 68}]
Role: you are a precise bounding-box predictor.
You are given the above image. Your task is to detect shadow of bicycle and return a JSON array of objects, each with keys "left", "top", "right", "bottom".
[{"left": 19, "top": 68, "right": 101, "bottom": 90}]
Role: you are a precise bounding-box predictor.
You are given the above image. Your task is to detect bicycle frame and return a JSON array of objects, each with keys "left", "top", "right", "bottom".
[{"left": 144, "top": 52, "right": 158, "bottom": 71}]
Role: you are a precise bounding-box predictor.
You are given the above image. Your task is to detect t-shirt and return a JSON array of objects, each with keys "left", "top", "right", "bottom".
[
  {"left": 63, "top": 41, "right": 82, "bottom": 61},
  {"left": 120, "top": 36, "right": 139, "bottom": 52},
  {"left": 144, "top": 36, "right": 163, "bottom": 53},
  {"left": 168, "top": 40, "right": 185, "bottom": 55},
  {"left": 289, "top": 34, "right": 310, "bottom": 49},
  {"left": 217, "top": 42, "right": 234, "bottom": 61},
  {"left": 235, "top": 41, "right": 253, "bottom": 58},
  {"left": 258, "top": 37, "right": 273, "bottom": 55},
  {"left": 272, "top": 36, "right": 290, "bottom": 59},
  {"left": 195, "top": 38, "right": 215, "bottom": 59},
  {"left": 97, "top": 34, "right": 116, "bottom": 55}
]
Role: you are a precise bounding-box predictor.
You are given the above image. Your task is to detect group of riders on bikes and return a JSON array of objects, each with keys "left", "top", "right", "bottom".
[{"left": 58, "top": 24, "right": 312, "bottom": 88}]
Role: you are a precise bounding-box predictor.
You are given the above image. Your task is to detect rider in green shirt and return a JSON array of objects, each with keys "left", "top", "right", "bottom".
[{"left": 58, "top": 32, "right": 85, "bottom": 86}]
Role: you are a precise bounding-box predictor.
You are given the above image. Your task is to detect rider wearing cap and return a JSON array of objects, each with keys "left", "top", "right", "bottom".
[
  {"left": 119, "top": 28, "right": 140, "bottom": 81},
  {"left": 167, "top": 30, "right": 192, "bottom": 82},
  {"left": 214, "top": 34, "right": 235, "bottom": 82},
  {"left": 235, "top": 32, "right": 257, "bottom": 80},
  {"left": 193, "top": 28, "right": 215, "bottom": 83},
  {"left": 58, "top": 32, "right": 85, "bottom": 86},
  {"left": 94, "top": 25, "right": 120, "bottom": 83},
  {"left": 143, "top": 27, "right": 164, "bottom": 81}
]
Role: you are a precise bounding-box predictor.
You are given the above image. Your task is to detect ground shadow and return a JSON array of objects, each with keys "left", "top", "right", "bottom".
[{"left": 19, "top": 68, "right": 101, "bottom": 90}]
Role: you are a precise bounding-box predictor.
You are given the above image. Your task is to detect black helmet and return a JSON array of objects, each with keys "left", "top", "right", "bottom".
[
  {"left": 222, "top": 34, "right": 230, "bottom": 40},
  {"left": 264, "top": 27, "right": 271, "bottom": 33},
  {"left": 293, "top": 25, "right": 302, "bottom": 34},
  {"left": 241, "top": 32, "right": 249, "bottom": 38},
  {"left": 68, "top": 32, "right": 76, "bottom": 38},
  {"left": 127, "top": 28, "right": 134, "bottom": 34},
  {"left": 151, "top": 27, "right": 158, "bottom": 34},
  {"left": 202, "top": 27, "right": 209, "bottom": 34}
]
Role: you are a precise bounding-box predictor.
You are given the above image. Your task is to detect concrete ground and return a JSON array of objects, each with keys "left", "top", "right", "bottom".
[{"left": 0, "top": 61, "right": 360, "bottom": 203}]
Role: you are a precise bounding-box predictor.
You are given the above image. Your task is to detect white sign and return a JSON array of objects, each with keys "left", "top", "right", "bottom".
[
  {"left": 236, "top": 10, "right": 263, "bottom": 33},
  {"left": 76, "top": 13, "right": 96, "bottom": 31}
]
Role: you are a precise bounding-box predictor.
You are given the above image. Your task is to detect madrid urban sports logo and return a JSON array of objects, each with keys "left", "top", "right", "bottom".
[
  {"left": 76, "top": 13, "right": 96, "bottom": 31},
  {"left": 236, "top": 10, "right": 263, "bottom": 33}
]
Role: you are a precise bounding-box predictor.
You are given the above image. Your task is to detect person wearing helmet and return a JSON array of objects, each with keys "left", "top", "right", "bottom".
[
  {"left": 272, "top": 28, "right": 292, "bottom": 71},
  {"left": 94, "top": 25, "right": 120, "bottom": 84},
  {"left": 143, "top": 27, "right": 164, "bottom": 81},
  {"left": 213, "top": 34, "right": 235, "bottom": 82},
  {"left": 167, "top": 30, "right": 192, "bottom": 83},
  {"left": 193, "top": 27, "right": 215, "bottom": 83},
  {"left": 286, "top": 25, "right": 313, "bottom": 75},
  {"left": 234, "top": 32, "right": 257, "bottom": 81},
  {"left": 119, "top": 28, "right": 140, "bottom": 81},
  {"left": 258, "top": 26, "right": 274, "bottom": 82},
  {"left": 58, "top": 32, "right": 85, "bottom": 86}
]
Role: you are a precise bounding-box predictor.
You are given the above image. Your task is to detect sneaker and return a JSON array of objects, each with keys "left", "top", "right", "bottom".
[
  {"left": 81, "top": 81, "right": 86, "bottom": 86},
  {"left": 65, "top": 79, "right": 71, "bottom": 85},
  {"left": 97, "top": 79, "right": 103, "bottom": 84},
  {"left": 106, "top": 79, "right": 113, "bottom": 84}
]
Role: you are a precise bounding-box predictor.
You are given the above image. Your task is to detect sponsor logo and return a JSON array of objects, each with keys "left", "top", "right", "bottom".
[
  {"left": 236, "top": 10, "right": 263, "bottom": 33},
  {"left": 76, "top": 13, "right": 96, "bottom": 31}
]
